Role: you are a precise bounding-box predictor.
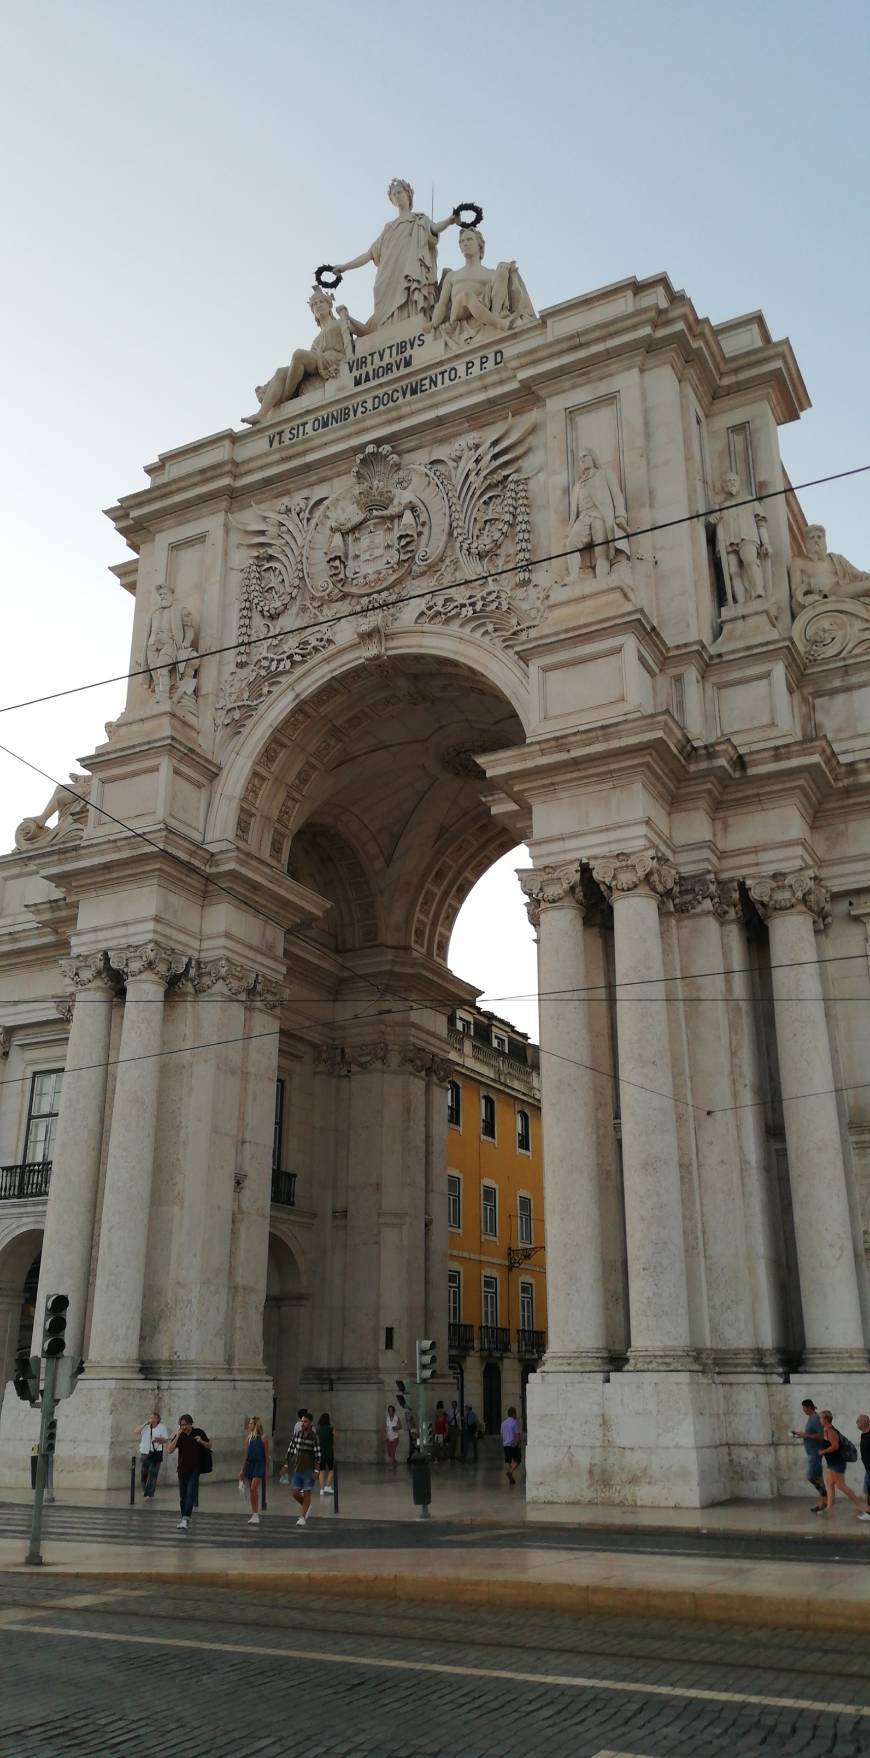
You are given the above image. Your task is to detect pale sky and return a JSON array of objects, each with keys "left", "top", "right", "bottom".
[{"left": 2, "top": 1, "right": 868, "bottom": 1044}]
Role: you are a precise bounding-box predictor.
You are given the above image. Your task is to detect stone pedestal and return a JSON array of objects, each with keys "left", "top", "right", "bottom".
[{"left": 525, "top": 1366, "right": 727, "bottom": 1507}]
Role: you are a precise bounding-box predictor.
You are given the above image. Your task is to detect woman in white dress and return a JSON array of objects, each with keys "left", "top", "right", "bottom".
[{"left": 333, "top": 178, "right": 457, "bottom": 331}]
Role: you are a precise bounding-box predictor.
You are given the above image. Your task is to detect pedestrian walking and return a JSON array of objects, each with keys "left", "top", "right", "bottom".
[
  {"left": 133, "top": 1408, "right": 170, "bottom": 1501},
  {"left": 433, "top": 1400, "right": 448, "bottom": 1462},
  {"left": 856, "top": 1414, "right": 870, "bottom": 1520},
  {"left": 500, "top": 1406, "right": 522, "bottom": 1486},
  {"left": 317, "top": 1411, "right": 336, "bottom": 1496},
  {"left": 384, "top": 1404, "right": 402, "bottom": 1469},
  {"left": 818, "top": 1409, "right": 863, "bottom": 1514},
  {"left": 790, "top": 1398, "right": 828, "bottom": 1511},
  {"left": 165, "top": 1414, "right": 212, "bottom": 1532},
  {"left": 447, "top": 1399, "right": 461, "bottom": 1462},
  {"left": 285, "top": 1412, "right": 321, "bottom": 1526},
  {"left": 464, "top": 1404, "right": 480, "bottom": 1464},
  {"left": 238, "top": 1416, "right": 269, "bottom": 1524}
]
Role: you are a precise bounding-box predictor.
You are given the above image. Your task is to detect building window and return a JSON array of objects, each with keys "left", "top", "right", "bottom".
[
  {"left": 492, "top": 1029, "right": 508, "bottom": 1053},
  {"left": 482, "top": 1274, "right": 498, "bottom": 1327},
  {"left": 448, "top": 1268, "right": 461, "bottom": 1326},
  {"left": 24, "top": 1071, "right": 64, "bottom": 1163},
  {"left": 520, "top": 1279, "right": 534, "bottom": 1331},
  {"left": 273, "top": 1078, "right": 285, "bottom": 1173},
  {"left": 517, "top": 1193, "right": 532, "bottom": 1246},
  {"left": 481, "top": 1093, "right": 496, "bottom": 1140},
  {"left": 447, "top": 1173, "right": 462, "bottom": 1231},
  {"left": 457, "top": 1014, "right": 472, "bottom": 1035},
  {"left": 447, "top": 1079, "right": 461, "bottom": 1127},
  {"left": 516, "top": 1108, "right": 531, "bottom": 1153},
  {"left": 482, "top": 1182, "right": 497, "bottom": 1238}
]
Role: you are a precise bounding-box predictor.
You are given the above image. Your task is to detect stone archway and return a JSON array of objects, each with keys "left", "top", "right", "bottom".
[
  {"left": 0, "top": 1225, "right": 44, "bottom": 1397},
  {"left": 263, "top": 1231, "right": 308, "bottom": 1442}
]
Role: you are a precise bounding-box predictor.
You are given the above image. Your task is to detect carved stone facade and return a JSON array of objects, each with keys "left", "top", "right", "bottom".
[{"left": 2, "top": 179, "right": 869, "bottom": 1506}]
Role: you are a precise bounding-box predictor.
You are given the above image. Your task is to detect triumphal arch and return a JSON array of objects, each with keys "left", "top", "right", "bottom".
[{"left": 1, "top": 179, "right": 869, "bottom": 1502}]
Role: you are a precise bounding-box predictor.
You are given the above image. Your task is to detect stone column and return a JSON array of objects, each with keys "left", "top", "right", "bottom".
[
  {"left": 227, "top": 976, "right": 282, "bottom": 1371},
  {"left": 32, "top": 954, "right": 116, "bottom": 1362},
  {"left": 747, "top": 872, "right": 866, "bottom": 1367},
  {"left": 518, "top": 864, "right": 609, "bottom": 1367},
  {"left": 591, "top": 850, "right": 694, "bottom": 1368},
  {"left": 674, "top": 875, "right": 757, "bottom": 1367},
  {"left": 86, "top": 942, "right": 188, "bottom": 1370}
]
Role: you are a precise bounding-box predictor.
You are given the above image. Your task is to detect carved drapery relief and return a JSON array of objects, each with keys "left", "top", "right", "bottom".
[
  {"left": 14, "top": 773, "right": 90, "bottom": 854},
  {"left": 108, "top": 943, "right": 191, "bottom": 987},
  {"left": 218, "top": 415, "right": 538, "bottom": 733},
  {"left": 746, "top": 871, "right": 832, "bottom": 930},
  {"left": 591, "top": 849, "right": 677, "bottom": 903}
]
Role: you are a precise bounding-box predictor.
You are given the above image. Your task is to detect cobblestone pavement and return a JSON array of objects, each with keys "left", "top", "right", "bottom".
[
  {"left": 1, "top": 1499, "right": 866, "bottom": 1564},
  {"left": 0, "top": 1574, "right": 869, "bottom": 1756}
]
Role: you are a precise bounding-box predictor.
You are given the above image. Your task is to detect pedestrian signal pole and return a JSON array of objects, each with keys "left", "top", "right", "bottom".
[
  {"left": 26, "top": 1293, "right": 68, "bottom": 1567},
  {"left": 413, "top": 1338, "right": 437, "bottom": 1520}
]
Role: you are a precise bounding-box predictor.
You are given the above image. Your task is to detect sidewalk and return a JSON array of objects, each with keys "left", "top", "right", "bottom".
[{"left": 3, "top": 1466, "right": 869, "bottom": 1633}]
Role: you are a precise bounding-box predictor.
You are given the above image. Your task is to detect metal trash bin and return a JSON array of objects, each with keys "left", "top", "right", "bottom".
[{"left": 411, "top": 1457, "right": 431, "bottom": 1507}]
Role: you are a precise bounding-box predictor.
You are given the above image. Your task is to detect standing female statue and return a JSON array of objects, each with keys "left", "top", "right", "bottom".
[{"left": 331, "top": 178, "right": 458, "bottom": 331}]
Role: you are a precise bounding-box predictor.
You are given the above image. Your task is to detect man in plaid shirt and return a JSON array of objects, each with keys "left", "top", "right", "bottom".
[{"left": 285, "top": 1412, "right": 321, "bottom": 1526}]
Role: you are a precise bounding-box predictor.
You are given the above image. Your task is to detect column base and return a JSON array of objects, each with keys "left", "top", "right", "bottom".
[
  {"left": 625, "top": 1348, "right": 701, "bottom": 1372},
  {"left": 799, "top": 1349, "right": 870, "bottom": 1374},
  {"left": 525, "top": 1363, "right": 729, "bottom": 1507},
  {"left": 542, "top": 1350, "right": 611, "bottom": 1374},
  {"left": 0, "top": 1366, "right": 274, "bottom": 1489}
]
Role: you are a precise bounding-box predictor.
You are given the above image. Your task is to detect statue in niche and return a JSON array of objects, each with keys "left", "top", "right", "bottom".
[
  {"left": 15, "top": 773, "right": 90, "bottom": 852},
  {"left": 431, "top": 227, "right": 536, "bottom": 345},
  {"left": 789, "top": 523, "right": 870, "bottom": 612},
  {"left": 244, "top": 289, "right": 366, "bottom": 425},
  {"left": 566, "top": 448, "right": 630, "bottom": 579},
  {"left": 707, "top": 472, "right": 771, "bottom": 606},
  {"left": 330, "top": 178, "right": 458, "bottom": 331},
  {"left": 145, "top": 582, "right": 199, "bottom": 705}
]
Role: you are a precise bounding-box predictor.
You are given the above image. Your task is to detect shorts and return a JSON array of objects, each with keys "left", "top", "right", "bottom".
[
  {"left": 292, "top": 1470, "right": 315, "bottom": 1493},
  {"left": 503, "top": 1445, "right": 521, "bottom": 1465}
]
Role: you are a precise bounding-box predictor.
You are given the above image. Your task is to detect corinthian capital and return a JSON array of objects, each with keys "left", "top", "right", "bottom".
[
  {"left": 59, "top": 951, "right": 112, "bottom": 989},
  {"left": 517, "top": 863, "right": 583, "bottom": 929},
  {"left": 591, "top": 849, "right": 677, "bottom": 903},
  {"left": 673, "top": 873, "right": 741, "bottom": 919},
  {"left": 108, "top": 942, "right": 190, "bottom": 987},
  {"left": 192, "top": 957, "right": 259, "bottom": 1000},
  {"left": 746, "top": 870, "right": 831, "bottom": 929},
  {"left": 55, "top": 997, "right": 75, "bottom": 1025}
]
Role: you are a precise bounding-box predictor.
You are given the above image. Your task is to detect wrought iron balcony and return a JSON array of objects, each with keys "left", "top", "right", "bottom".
[
  {"left": 0, "top": 1161, "right": 52, "bottom": 1201},
  {"left": 516, "top": 1328, "right": 547, "bottom": 1359},
  {"left": 478, "top": 1324, "right": 511, "bottom": 1355},
  {"left": 270, "top": 1170, "right": 297, "bottom": 1207},
  {"left": 448, "top": 1321, "right": 474, "bottom": 1354}
]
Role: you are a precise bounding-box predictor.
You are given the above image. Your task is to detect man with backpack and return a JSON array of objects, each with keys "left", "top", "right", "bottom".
[{"left": 165, "top": 1413, "right": 212, "bottom": 1532}]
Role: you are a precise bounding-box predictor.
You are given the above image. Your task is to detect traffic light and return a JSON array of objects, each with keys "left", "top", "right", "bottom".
[
  {"left": 395, "top": 1378, "right": 407, "bottom": 1409},
  {"left": 415, "top": 1338, "right": 437, "bottom": 1381},
  {"left": 42, "top": 1293, "right": 69, "bottom": 1359},
  {"left": 53, "top": 1357, "right": 84, "bottom": 1401},
  {"left": 45, "top": 1418, "right": 58, "bottom": 1456},
  {"left": 13, "top": 1351, "right": 40, "bottom": 1405}
]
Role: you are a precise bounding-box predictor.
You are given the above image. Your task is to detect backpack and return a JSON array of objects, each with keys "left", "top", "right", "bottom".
[
  {"left": 838, "top": 1430, "right": 858, "bottom": 1464},
  {"left": 193, "top": 1429, "right": 213, "bottom": 1474}
]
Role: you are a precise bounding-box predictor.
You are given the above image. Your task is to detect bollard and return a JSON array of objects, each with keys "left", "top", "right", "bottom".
[
  {"left": 411, "top": 1455, "right": 432, "bottom": 1519},
  {"left": 129, "top": 1453, "right": 136, "bottom": 1506}
]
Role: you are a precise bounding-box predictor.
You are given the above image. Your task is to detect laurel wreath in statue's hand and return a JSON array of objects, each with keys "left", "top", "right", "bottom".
[
  {"left": 452, "top": 203, "right": 484, "bottom": 228},
  {"left": 315, "top": 265, "right": 343, "bottom": 290}
]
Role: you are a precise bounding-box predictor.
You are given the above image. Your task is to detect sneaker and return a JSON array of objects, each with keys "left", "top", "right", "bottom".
[
  {"left": 295, "top": 1515, "right": 307, "bottom": 1527},
  {"left": 177, "top": 1518, "right": 189, "bottom": 1530},
  {"left": 319, "top": 1488, "right": 326, "bottom": 1496},
  {"left": 324, "top": 1486, "right": 334, "bottom": 1495},
  {"left": 247, "top": 1514, "right": 260, "bottom": 1525},
  {"left": 857, "top": 1512, "right": 870, "bottom": 1521}
]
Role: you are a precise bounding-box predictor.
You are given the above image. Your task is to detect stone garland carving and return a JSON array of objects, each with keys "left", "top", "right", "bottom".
[
  {"left": 673, "top": 874, "right": 742, "bottom": 920},
  {"left": 217, "top": 415, "right": 538, "bottom": 733},
  {"left": 313, "top": 1044, "right": 348, "bottom": 1074},
  {"left": 746, "top": 871, "right": 832, "bottom": 930},
  {"left": 108, "top": 943, "right": 190, "bottom": 987},
  {"left": 517, "top": 864, "right": 584, "bottom": 930},
  {"left": 14, "top": 773, "right": 90, "bottom": 854},
  {"left": 0, "top": 1026, "right": 9, "bottom": 1058},
  {"left": 398, "top": 1044, "right": 452, "bottom": 1081},
  {"left": 144, "top": 583, "right": 200, "bottom": 710},
  {"left": 590, "top": 849, "right": 677, "bottom": 902},
  {"left": 252, "top": 974, "right": 283, "bottom": 1012}
]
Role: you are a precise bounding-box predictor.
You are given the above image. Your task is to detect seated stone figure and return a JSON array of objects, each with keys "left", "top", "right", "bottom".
[
  {"left": 789, "top": 523, "right": 870, "bottom": 611},
  {"left": 244, "top": 290, "right": 366, "bottom": 425},
  {"left": 15, "top": 774, "right": 90, "bottom": 852},
  {"left": 431, "top": 228, "right": 535, "bottom": 345}
]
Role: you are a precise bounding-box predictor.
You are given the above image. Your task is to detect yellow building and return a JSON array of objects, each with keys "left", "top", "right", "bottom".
[{"left": 445, "top": 1004, "right": 546, "bottom": 1435}]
